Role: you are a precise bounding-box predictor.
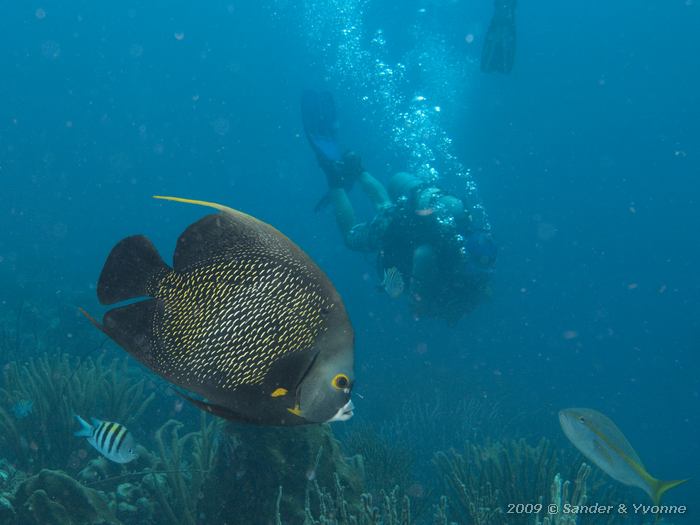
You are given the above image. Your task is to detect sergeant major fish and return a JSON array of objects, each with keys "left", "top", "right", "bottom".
[
  {"left": 380, "top": 267, "right": 404, "bottom": 299},
  {"left": 83, "top": 196, "right": 355, "bottom": 426},
  {"left": 74, "top": 415, "right": 138, "bottom": 464},
  {"left": 559, "top": 408, "right": 688, "bottom": 504}
]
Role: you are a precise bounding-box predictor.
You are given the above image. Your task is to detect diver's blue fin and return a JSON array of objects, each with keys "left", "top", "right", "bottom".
[
  {"left": 301, "top": 89, "right": 342, "bottom": 164},
  {"left": 74, "top": 415, "right": 93, "bottom": 437},
  {"left": 481, "top": 0, "right": 517, "bottom": 74}
]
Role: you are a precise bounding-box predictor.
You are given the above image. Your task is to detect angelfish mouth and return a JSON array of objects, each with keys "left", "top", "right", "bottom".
[{"left": 327, "top": 399, "right": 354, "bottom": 422}]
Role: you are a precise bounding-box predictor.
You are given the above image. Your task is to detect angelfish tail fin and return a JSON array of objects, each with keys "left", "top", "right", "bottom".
[
  {"left": 73, "top": 415, "right": 93, "bottom": 437},
  {"left": 650, "top": 477, "right": 689, "bottom": 505},
  {"left": 97, "top": 235, "right": 170, "bottom": 305}
]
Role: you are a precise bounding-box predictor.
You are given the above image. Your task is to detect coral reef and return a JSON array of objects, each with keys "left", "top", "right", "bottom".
[
  {"left": 294, "top": 475, "right": 457, "bottom": 525},
  {"left": 342, "top": 421, "right": 415, "bottom": 493},
  {"left": 434, "top": 438, "right": 561, "bottom": 525},
  {"left": 0, "top": 353, "right": 154, "bottom": 472},
  {"left": 12, "top": 468, "right": 119, "bottom": 525},
  {"left": 148, "top": 414, "right": 223, "bottom": 525},
  {"left": 200, "top": 423, "right": 365, "bottom": 524},
  {"left": 301, "top": 476, "right": 412, "bottom": 525},
  {"left": 534, "top": 463, "right": 591, "bottom": 525}
]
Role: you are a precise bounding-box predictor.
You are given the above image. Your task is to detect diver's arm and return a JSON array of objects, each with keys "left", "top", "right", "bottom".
[{"left": 358, "top": 171, "right": 391, "bottom": 210}]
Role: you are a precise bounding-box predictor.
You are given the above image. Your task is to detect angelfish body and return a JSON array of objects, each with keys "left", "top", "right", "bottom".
[
  {"left": 74, "top": 416, "right": 138, "bottom": 464},
  {"left": 559, "top": 408, "right": 688, "bottom": 504},
  {"left": 86, "top": 196, "right": 354, "bottom": 426}
]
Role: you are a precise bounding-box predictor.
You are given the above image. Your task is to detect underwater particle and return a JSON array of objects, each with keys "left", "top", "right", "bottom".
[
  {"left": 212, "top": 116, "right": 230, "bottom": 136},
  {"left": 174, "top": 32, "right": 185, "bottom": 41},
  {"left": 129, "top": 43, "right": 144, "bottom": 58},
  {"left": 415, "top": 342, "right": 428, "bottom": 355},
  {"left": 434, "top": 106, "right": 441, "bottom": 112},
  {"left": 65, "top": 120, "right": 73, "bottom": 128},
  {"left": 415, "top": 207, "right": 433, "bottom": 216},
  {"left": 658, "top": 284, "right": 667, "bottom": 294},
  {"left": 35, "top": 7, "right": 46, "bottom": 19},
  {"left": 627, "top": 282, "right": 638, "bottom": 290},
  {"left": 407, "top": 483, "right": 425, "bottom": 498},
  {"left": 11, "top": 399, "right": 34, "bottom": 419},
  {"left": 173, "top": 399, "right": 184, "bottom": 413},
  {"left": 465, "top": 33, "right": 474, "bottom": 44},
  {"left": 562, "top": 330, "right": 578, "bottom": 340},
  {"left": 41, "top": 40, "right": 61, "bottom": 59},
  {"left": 537, "top": 222, "right": 558, "bottom": 241}
]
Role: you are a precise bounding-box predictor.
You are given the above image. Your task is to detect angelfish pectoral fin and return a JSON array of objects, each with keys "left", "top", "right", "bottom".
[
  {"left": 175, "top": 391, "right": 258, "bottom": 423},
  {"left": 287, "top": 404, "right": 303, "bottom": 417}
]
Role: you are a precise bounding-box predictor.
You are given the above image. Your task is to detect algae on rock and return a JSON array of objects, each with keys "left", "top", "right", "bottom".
[{"left": 13, "top": 469, "right": 120, "bottom": 525}]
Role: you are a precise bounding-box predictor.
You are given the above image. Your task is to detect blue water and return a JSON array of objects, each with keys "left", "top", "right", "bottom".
[{"left": 1, "top": 0, "right": 698, "bottom": 518}]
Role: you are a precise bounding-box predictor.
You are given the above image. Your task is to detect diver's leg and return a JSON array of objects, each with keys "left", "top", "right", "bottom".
[
  {"left": 330, "top": 188, "right": 357, "bottom": 242},
  {"left": 411, "top": 244, "right": 439, "bottom": 302},
  {"left": 359, "top": 172, "right": 391, "bottom": 209}
]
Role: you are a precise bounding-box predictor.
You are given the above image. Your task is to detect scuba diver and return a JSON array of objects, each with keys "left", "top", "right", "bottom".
[
  {"left": 301, "top": 90, "right": 496, "bottom": 323},
  {"left": 481, "top": 0, "right": 517, "bottom": 74}
]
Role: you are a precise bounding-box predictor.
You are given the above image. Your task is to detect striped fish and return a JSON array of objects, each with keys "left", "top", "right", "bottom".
[
  {"left": 74, "top": 415, "right": 138, "bottom": 463},
  {"left": 381, "top": 266, "right": 405, "bottom": 299}
]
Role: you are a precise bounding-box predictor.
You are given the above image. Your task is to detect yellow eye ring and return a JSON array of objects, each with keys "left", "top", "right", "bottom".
[{"left": 331, "top": 373, "right": 350, "bottom": 390}]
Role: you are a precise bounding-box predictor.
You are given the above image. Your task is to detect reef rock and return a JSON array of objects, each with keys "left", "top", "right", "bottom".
[
  {"left": 0, "top": 494, "right": 17, "bottom": 525},
  {"left": 13, "top": 469, "right": 120, "bottom": 525}
]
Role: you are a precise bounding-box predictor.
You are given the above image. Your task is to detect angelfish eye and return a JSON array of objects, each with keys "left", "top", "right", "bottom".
[
  {"left": 578, "top": 417, "right": 585, "bottom": 422},
  {"left": 331, "top": 373, "right": 350, "bottom": 390}
]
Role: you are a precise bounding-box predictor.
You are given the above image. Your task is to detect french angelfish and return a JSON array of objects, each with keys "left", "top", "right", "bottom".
[
  {"left": 559, "top": 408, "right": 688, "bottom": 504},
  {"left": 84, "top": 196, "right": 355, "bottom": 426},
  {"left": 74, "top": 415, "right": 138, "bottom": 464}
]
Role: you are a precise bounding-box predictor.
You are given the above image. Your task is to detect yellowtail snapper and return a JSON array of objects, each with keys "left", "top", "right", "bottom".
[
  {"left": 74, "top": 416, "right": 138, "bottom": 464},
  {"left": 559, "top": 408, "right": 688, "bottom": 504}
]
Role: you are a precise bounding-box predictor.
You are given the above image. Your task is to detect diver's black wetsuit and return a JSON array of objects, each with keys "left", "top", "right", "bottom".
[{"left": 348, "top": 184, "right": 495, "bottom": 321}]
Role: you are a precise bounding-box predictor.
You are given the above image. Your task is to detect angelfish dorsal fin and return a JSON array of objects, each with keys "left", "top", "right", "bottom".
[{"left": 153, "top": 195, "right": 302, "bottom": 272}]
